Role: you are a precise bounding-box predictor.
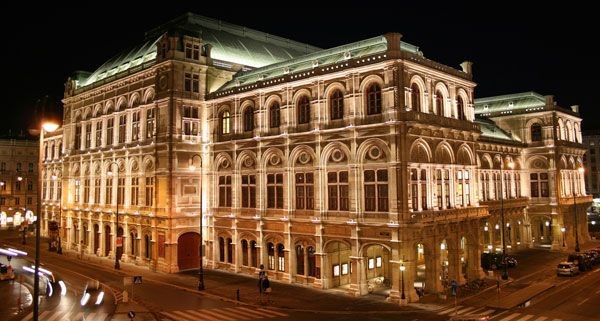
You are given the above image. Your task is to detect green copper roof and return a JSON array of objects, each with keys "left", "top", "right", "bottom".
[
  {"left": 217, "top": 36, "right": 422, "bottom": 91},
  {"left": 79, "top": 13, "right": 321, "bottom": 88},
  {"left": 476, "top": 117, "right": 519, "bottom": 142},
  {"left": 474, "top": 92, "right": 546, "bottom": 116}
]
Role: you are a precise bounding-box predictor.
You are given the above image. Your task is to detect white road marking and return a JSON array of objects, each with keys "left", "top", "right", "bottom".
[
  {"left": 498, "top": 313, "right": 522, "bottom": 321},
  {"left": 532, "top": 317, "right": 548, "bottom": 321}
]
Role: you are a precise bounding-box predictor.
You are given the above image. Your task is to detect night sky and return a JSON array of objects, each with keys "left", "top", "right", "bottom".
[{"left": 3, "top": 2, "right": 598, "bottom": 135}]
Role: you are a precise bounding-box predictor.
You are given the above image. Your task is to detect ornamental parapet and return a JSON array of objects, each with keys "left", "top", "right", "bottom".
[
  {"left": 407, "top": 206, "right": 488, "bottom": 224},
  {"left": 480, "top": 197, "right": 529, "bottom": 211}
]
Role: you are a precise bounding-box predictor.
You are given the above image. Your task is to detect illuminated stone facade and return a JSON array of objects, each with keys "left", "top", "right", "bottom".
[
  {"left": 42, "top": 13, "right": 590, "bottom": 303},
  {"left": 0, "top": 138, "right": 38, "bottom": 228}
]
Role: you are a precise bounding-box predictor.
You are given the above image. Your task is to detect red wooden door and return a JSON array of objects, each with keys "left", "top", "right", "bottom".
[{"left": 178, "top": 232, "right": 200, "bottom": 270}]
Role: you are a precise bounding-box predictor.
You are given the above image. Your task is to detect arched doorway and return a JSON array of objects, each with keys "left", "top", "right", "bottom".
[
  {"left": 415, "top": 243, "right": 427, "bottom": 295},
  {"left": 325, "top": 241, "right": 351, "bottom": 288},
  {"left": 104, "top": 225, "right": 111, "bottom": 256},
  {"left": 178, "top": 232, "right": 200, "bottom": 271},
  {"left": 363, "top": 244, "right": 391, "bottom": 295},
  {"left": 93, "top": 224, "right": 99, "bottom": 255}
]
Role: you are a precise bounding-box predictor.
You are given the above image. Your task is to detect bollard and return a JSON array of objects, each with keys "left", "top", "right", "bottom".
[{"left": 236, "top": 288, "right": 240, "bottom": 301}]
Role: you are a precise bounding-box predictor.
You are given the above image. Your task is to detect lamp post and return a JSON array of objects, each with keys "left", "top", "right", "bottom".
[
  {"left": 573, "top": 166, "right": 584, "bottom": 252},
  {"left": 400, "top": 263, "right": 406, "bottom": 302},
  {"left": 51, "top": 174, "right": 63, "bottom": 254},
  {"left": 500, "top": 160, "right": 514, "bottom": 281},
  {"left": 189, "top": 154, "right": 204, "bottom": 290},
  {"left": 35, "top": 122, "right": 59, "bottom": 321},
  {"left": 561, "top": 227, "right": 566, "bottom": 247},
  {"left": 108, "top": 162, "right": 121, "bottom": 270}
]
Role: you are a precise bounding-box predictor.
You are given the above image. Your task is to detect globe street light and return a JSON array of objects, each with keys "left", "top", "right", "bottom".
[
  {"left": 400, "top": 263, "right": 406, "bottom": 302},
  {"left": 108, "top": 162, "right": 121, "bottom": 270},
  {"left": 189, "top": 154, "right": 204, "bottom": 290},
  {"left": 573, "top": 166, "right": 584, "bottom": 253},
  {"left": 500, "top": 160, "right": 514, "bottom": 281},
  {"left": 35, "top": 121, "right": 59, "bottom": 321},
  {"left": 561, "top": 227, "right": 566, "bottom": 247}
]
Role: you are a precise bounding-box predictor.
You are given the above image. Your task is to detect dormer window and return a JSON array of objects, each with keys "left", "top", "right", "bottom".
[{"left": 185, "top": 43, "right": 200, "bottom": 60}]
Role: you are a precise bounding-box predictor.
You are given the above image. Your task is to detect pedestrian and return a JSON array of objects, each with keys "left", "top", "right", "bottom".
[
  {"left": 258, "top": 264, "right": 265, "bottom": 295},
  {"left": 261, "top": 275, "right": 271, "bottom": 304}
]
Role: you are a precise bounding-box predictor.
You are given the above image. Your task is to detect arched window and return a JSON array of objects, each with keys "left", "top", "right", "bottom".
[
  {"left": 220, "top": 111, "right": 230, "bottom": 135},
  {"left": 243, "top": 108, "right": 254, "bottom": 132},
  {"left": 308, "top": 246, "right": 317, "bottom": 277},
  {"left": 219, "top": 237, "right": 225, "bottom": 262},
  {"left": 267, "top": 242, "right": 275, "bottom": 270},
  {"left": 366, "top": 84, "right": 382, "bottom": 115},
  {"left": 296, "top": 245, "right": 305, "bottom": 275},
  {"left": 457, "top": 96, "right": 466, "bottom": 120},
  {"left": 241, "top": 240, "right": 249, "bottom": 266},
  {"left": 434, "top": 90, "right": 443, "bottom": 116},
  {"left": 269, "top": 103, "right": 280, "bottom": 128},
  {"left": 277, "top": 243, "right": 285, "bottom": 271},
  {"left": 227, "top": 237, "right": 233, "bottom": 263},
  {"left": 298, "top": 96, "right": 310, "bottom": 124},
  {"left": 531, "top": 124, "right": 542, "bottom": 142},
  {"left": 330, "top": 90, "right": 344, "bottom": 120},
  {"left": 144, "top": 235, "right": 150, "bottom": 259},
  {"left": 411, "top": 83, "right": 421, "bottom": 112}
]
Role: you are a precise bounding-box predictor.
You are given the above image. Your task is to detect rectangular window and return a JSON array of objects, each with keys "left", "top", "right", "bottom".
[
  {"left": 146, "top": 109, "right": 155, "bottom": 139},
  {"left": 118, "top": 114, "right": 127, "bottom": 144},
  {"left": 530, "top": 173, "right": 539, "bottom": 197},
  {"left": 132, "top": 111, "right": 140, "bottom": 141},
  {"left": 295, "top": 172, "right": 314, "bottom": 210},
  {"left": 106, "top": 118, "right": 114, "bottom": 145},
  {"left": 74, "top": 125, "right": 82, "bottom": 149},
  {"left": 74, "top": 179, "right": 80, "bottom": 203},
  {"left": 15, "top": 197, "right": 20, "bottom": 205},
  {"left": 185, "top": 43, "right": 192, "bottom": 59},
  {"left": 540, "top": 173, "right": 549, "bottom": 197},
  {"left": 28, "top": 163, "right": 33, "bottom": 172},
  {"left": 184, "top": 73, "right": 192, "bottom": 92},
  {"left": 105, "top": 177, "right": 113, "bottom": 205},
  {"left": 436, "top": 169, "right": 443, "bottom": 208},
  {"left": 27, "top": 180, "right": 33, "bottom": 191},
  {"left": 192, "top": 74, "right": 199, "bottom": 93},
  {"left": 421, "top": 169, "right": 428, "bottom": 210},
  {"left": 94, "top": 178, "right": 101, "bottom": 204},
  {"left": 368, "top": 258, "right": 375, "bottom": 269},
  {"left": 376, "top": 256, "right": 382, "bottom": 268},
  {"left": 241, "top": 174, "right": 256, "bottom": 208},
  {"left": 328, "top": 171, "right": 349, "bottom": 211},
  {"left": 0, "top": 198, "right": 4, "bottom": 205},
  {"left": 27, "top": 197, "right": 32, "bottom": 205},
  {"left": 117, "top": 177, "right": 125, "bottom": 205},
  {"left": 95, "top": 121, "right": 103, "bottom": 147},
  {"left": 333, "top": 264, "right": 340, "bottom": 277},
  {"left": 145, "top": 177, "right": 154, "bottom": 207},
  {"left": 83, "top": 179, "right": 90, "bottom": 204},
  {"left": 218, "top": 175, "right": 232, "bottom": 207},
  {"left": 410, "top": 169, "right": 418, "bottom": 210},
  {"left": 85, "top": 123, "right": 92, "bottom": 148},
  {"left": 131, "top": 177, "right": 139, "bottom": 206},
  {"left": 364, "top": 169, "right": 388, "bottom": 212},
  {"left": 267, "top": 173, "right": 284, "bottom": 209},
  {"left": 15, "top": 181, "right": 21, "bottom": 191}
]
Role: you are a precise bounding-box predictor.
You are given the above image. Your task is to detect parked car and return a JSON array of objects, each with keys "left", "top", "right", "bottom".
[
  {"left": 557, "top": 262, "right": 579, "bottom": 276},
  {"left": 567, "top": 253, "right": 591, "bottom": 271},
  {"left": 481, "top": 253, "right": 518, "bottom": 270},
  {"left": 80, "top": 280, "right": 104, "bottom": 306}
]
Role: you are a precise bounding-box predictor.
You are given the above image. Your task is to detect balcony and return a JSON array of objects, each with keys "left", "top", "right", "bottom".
[
  {"left": 480, "top": 197, "right": 529, "bottom": 211},
  {"left": 401, "top": 110, "right": 480, "bottom": 132},
  {"left": 559, "top": 194, "right": 593, "bottom": 205},
  {"left": 408, "top": 206, "right": 488, "bottom": 224}
]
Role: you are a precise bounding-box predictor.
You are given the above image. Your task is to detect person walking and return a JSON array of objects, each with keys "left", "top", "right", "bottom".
[{"left": 261, "top": 275, "right": 271, "bottom": 305}]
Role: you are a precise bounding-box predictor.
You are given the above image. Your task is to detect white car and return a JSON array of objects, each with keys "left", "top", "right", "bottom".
[{"left": 556, "top": 262, "right": 579, "bottom": 277}]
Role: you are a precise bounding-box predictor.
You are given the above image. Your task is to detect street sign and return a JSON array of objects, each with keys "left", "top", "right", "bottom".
[
  {"left": 133, "top": 276, "right": 142, "bottom": 284},
  {"left": 116, "top": 236, "right": 123, "bottom": 247}
]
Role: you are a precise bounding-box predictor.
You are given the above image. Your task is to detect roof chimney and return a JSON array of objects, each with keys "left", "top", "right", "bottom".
[
  {"left": 384, "top": 33, "right": 403, "bottom": 58},
  {"left": 545, "top": 95, "right": 554, "bottom": 106},
  {"left": 571, "top": 105, "right": 579, "bottom": 113},
  {"left": 460, "top": 61, "right": 473, "bottom": 75}
]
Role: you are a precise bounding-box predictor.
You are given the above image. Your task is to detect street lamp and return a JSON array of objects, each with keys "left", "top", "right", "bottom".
[
  {"left": 500, "top": 160, "right": 514, "bottom": 280},
  {"left": 561, "top": 227, "right": 566, "bottom": 247},
  {"left": 35, "top": 121, "right": 59, "bottom": 321},
  {"left": 487, "top": 244, "right": 493, "bottom": 271},
  {"left": 51, "top": 174, "right": 62, "bottom": 254},
  {"left": 189, "top": 154, "right": 204, "bottom": 290},
  {"left": 400, "top": 263, "right": 406, "bottom": 302},
  {"left": 573, "top": 166, "right": 584, "bottom": 252},
  {"left": 108, "top": 162, "right": 121, "bottom": 270}
]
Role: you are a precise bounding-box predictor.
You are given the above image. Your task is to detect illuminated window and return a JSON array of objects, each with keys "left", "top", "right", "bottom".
[
  {"left": 220, "top": 111, "right": 231, "bottom": 135},
  {"left": 106, "top": 118, "right": 114, "bottom": 145},
  {"left": 145, "top": 108, "right": 155, "bottom": 139},
  {"left": 132, "top": 111, "right": 140, "bottom": 141}
]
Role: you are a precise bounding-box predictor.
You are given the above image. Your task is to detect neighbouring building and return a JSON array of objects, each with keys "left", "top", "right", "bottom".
[
  {"left": 583, "top": 131, "right": 600, "bottom": 197},
  {"left": 0, "top": 137, "right": 38, "bottom": 228},
  {"left": 41, "top": 13, "right": 591, "bottom": 303}
]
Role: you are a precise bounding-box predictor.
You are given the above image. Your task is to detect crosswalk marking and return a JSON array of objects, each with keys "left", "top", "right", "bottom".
[
  {"left": 456, "top": 306, "right": 478, "bottom": 314},
  {"left": 532, "top": 317, "right": 548, "bottom": 321},
  {"left": 499, "top": 313, "right": 523, "bottom": 321},
  {"left": 517, "top": 315, "right": 535, "bottom": 321},
  {"left": 160, "top": 307, "right": 289, "bottom": 321},
  {"left": 438, "top": 306, "right": 459, "bottom": 315},
  {"left": 20, "top": 309, "right": 107, "bottom": 321}
]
